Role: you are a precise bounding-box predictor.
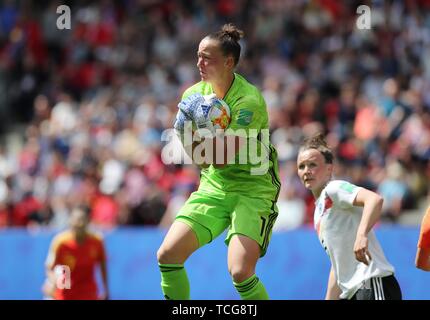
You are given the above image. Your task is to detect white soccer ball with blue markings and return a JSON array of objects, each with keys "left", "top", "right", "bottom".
[{"left": 203, "top": 94, "right": 231, "bottom": 130}]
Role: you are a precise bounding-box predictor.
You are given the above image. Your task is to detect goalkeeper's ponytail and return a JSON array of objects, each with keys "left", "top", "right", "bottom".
[
  {"left": 208, "top": 24, "right": 244, "bottom": 66},
  {"left": 220, "top": 24, "right": 244, "bottom": 43}
]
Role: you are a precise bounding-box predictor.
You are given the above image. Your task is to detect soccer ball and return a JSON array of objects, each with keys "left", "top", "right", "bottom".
[{"left": 203, "top": 94, "right": 231, "bottom": 130}]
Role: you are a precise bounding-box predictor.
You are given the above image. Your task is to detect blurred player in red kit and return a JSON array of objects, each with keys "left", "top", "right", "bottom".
[{"left": 43, "top": 206, "right": 109, "bottom": 299}]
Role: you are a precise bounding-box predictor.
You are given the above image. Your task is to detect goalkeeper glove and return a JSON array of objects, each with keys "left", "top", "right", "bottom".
[
  {"left": 173, "top": 109, "right": 192, "bottom": 134},
  {"left": 177, "top": 93, "right": 205, "bottom": 119},
  {"left": 178, "top": 93, "right": 217, "bottom": 137}
]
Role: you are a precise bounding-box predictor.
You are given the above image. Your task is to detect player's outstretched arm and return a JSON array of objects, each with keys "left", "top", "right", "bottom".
[
  {"left": 416, "top": 208, "right": 430, "bottom": 271},
  {"left": 352, "top": 188, "right": 384, "bottom": 265},
  {"left": 325, "top": 266, "right": 341, "bottom": 300},
  {"left": 41, "top": 268, "right": 56, "bottom": 299},
  {"left": 415, "top": 248, "right": 430, "bottom": 271}
]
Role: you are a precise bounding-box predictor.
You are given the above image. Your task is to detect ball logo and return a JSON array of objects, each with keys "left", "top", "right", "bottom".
[
  {"left": 207, "top": 97, "right": 231, "bottom": 130},
  {"left": 212, "top": 106, "right": 231, "bottom": 130}
]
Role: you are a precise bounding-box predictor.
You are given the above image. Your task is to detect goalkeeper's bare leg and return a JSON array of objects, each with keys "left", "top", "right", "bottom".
[
  {"left": 228, "top": 235, "right": 269, "bottom": 300},
  {"left": 157, "top": 221, "right": 199, "bottom": 300}
]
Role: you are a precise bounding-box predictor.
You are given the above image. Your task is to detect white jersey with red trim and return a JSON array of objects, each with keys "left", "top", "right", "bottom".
[{"left": 314, "top": 180, "right": 395, "bottom": 299}]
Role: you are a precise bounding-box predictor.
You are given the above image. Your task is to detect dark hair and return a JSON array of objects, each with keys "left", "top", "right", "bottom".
[
  {"left": 299, "top": 133, "right": 334, "bottom": 164},
  {"left": 72, "top": 205, "right": 91, "bottom": 219},
  {"left": 207, "top": 23, "right": 244, "bottom": 66}
]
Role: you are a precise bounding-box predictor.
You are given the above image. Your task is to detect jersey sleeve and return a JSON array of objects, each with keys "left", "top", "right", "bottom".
[
  {"left": 418, "top": 207, "right": 430, "bottom": 249},
  {"left": 225, "top": 96, "right": 265, "bottom": 139},
  {"left": 325, "top": 180, "right": 361, "bottom": 210}
]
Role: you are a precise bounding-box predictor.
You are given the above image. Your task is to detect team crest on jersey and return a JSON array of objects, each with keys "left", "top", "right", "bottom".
[
  {"left": 324, "top": 195, "right": 333, "bottom": 212},
  {"left": 236, "top": 109, "right": 253, "bottom": 126}
]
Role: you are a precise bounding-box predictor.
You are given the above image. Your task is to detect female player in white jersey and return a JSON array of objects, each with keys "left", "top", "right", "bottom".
[{"left": 297, "top": 133, "right": 402, "bottom": 300}]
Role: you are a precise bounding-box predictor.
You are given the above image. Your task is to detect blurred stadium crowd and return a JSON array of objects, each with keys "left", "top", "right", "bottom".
[{"left": 0, "top": 0, "right": 429, "bottom": 230}]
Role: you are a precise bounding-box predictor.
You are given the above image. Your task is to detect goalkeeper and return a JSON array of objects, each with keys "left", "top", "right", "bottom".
[{"left": 156, "top": 23, "right": 281, "bottom": 300}]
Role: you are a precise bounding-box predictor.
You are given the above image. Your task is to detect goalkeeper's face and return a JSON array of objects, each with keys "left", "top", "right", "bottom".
[{"left": 197, "top": 38, "right": 232, "bottom": 83}]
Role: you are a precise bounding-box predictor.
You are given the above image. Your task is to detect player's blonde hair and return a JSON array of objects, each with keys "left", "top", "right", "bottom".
[{"left": 299, "top": 133, "right": 334, "bottom": 164}]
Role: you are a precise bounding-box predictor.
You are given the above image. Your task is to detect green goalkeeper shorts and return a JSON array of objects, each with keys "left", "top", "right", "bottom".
[{"left": 175, "top": 190, "right": 278, "bottom": 257}]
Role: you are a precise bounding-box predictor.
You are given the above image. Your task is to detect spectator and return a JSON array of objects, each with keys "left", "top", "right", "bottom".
[{"left": 0, "top": 0, "right": 429, "bottom": 230}]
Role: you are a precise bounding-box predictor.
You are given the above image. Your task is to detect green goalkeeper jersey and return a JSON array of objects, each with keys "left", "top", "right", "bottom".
[{"left": 182, "top": 73, "right": 281, "bottom": 201}]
